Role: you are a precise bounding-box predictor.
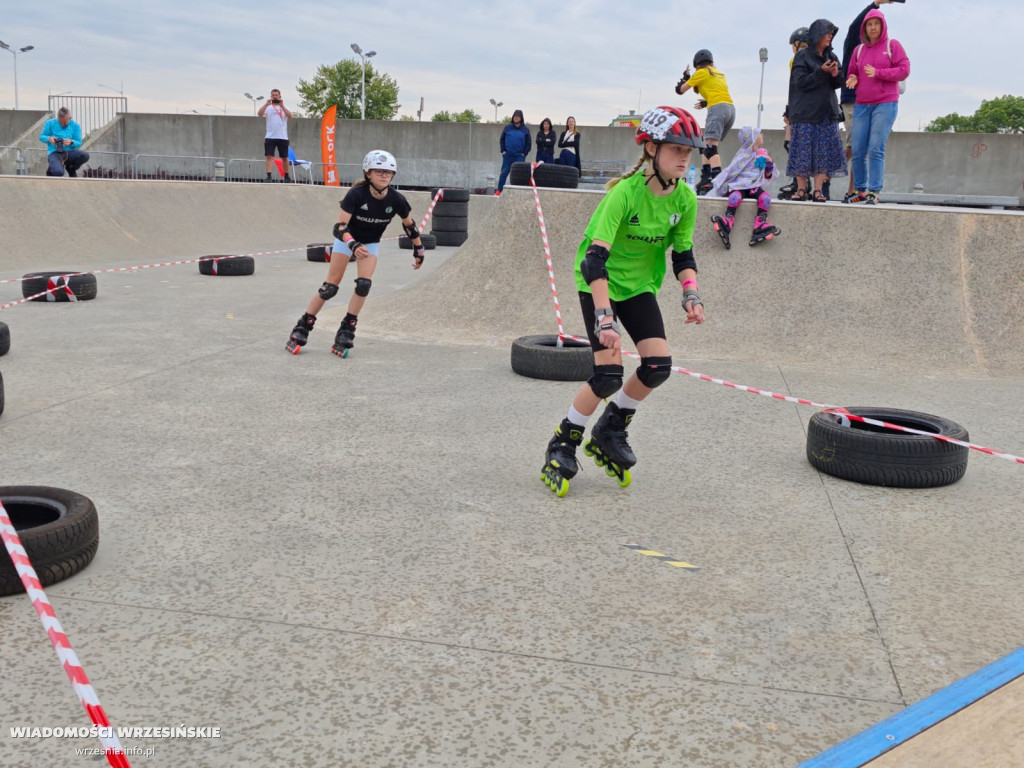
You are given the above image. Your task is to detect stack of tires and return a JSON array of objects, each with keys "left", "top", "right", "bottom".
[
  {"left": 429, "top": 187, "right": 470, "bottom": 247},
  {"left": 509, "top": 162, "right": 579, "bottom": 189}
]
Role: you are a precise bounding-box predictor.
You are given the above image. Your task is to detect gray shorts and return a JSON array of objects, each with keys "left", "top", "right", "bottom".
[
  {"left": 703, "top": 103, "right": 736, "bottom": 141},
  {"left": 842, "top": 102, "right": 855, "bottom": 148}
]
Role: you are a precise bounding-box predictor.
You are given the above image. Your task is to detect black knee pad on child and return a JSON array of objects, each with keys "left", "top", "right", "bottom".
[
  {"left": 354, "top": 277, "right": 372, "bottom": 297},
  {"left": 588, "top": 364, "right": 624, "bottom": 398},
  {"left": 703, "top": 145, "right": 719, "bottom": 160},
  {"left": 637, "top": 356, "right": 673, "bottom": 389},
  {"left": 318, "top": 282, "right": 339, "bottom": 300}
]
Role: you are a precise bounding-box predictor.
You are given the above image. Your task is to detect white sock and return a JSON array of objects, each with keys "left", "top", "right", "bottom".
[
  {"left": 614, "top": 390, "right": 642, "bottom": 411},
  {"left": 566, "top": 406, "right": 590, "bottom": 427}
]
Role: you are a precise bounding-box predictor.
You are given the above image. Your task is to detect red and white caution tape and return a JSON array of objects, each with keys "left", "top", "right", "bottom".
[
  {"left": 0, "top": 501, "right": 131, "bottom": 767},
  {"left": 47, "top": 275, "right": 78, "bottom": 302},
  {"left": 525, "top": 184, "right": 1024, "bottom": 467},
  {"left": 528, "top": 164, "right": 566, "bottom": 341}
]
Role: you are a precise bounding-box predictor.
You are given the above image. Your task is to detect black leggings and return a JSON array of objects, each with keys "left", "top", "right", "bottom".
[{"left": 578, "top": 291, "right": 666, "bottom": 353}]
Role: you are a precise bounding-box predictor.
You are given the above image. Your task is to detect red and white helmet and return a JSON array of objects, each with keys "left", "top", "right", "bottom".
[
  {"left": 363, "top": 149, "right": 397, "bottom": 174},
  {"left": 635, "top": 106, "right": 705, "bottom": 149}
]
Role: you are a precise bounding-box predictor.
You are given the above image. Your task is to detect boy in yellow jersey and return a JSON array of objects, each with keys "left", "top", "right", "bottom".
[{"left": 675, "top": 49, "right": 735, "bottom": 195}]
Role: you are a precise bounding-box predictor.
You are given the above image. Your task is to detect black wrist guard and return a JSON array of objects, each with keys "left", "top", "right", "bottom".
[
  {"left": 347, "top": 239, "right": 364, "bottom": 255},
  {"left": 580, "top": 243, "right": 610, "bottom": 285},
  {"left": 671, "top": 249, "right": 697, "bottom": 280},
  {"left": 413, "top": 245, "right": 425, "bottom": 261},
  {"left": 332, "top": 222, "right": 348, "bottom": 241},
  {"left": 403, "top": 222, "right": 420, "bottom": 239}
]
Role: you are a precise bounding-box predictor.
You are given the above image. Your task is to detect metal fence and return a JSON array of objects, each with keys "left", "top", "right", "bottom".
[
  {"left": 134, "top": 154, "right": 226, "bottom": 182},
  {"left": 0, "top": 148, "right": 372, "bottom": 186},
  {"left": 47, "top": 95, "right": 127, "bottom": 141}
]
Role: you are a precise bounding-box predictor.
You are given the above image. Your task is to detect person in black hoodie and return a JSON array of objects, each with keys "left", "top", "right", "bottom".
[
  {"left": 497, "top": 109, "right": 531, "bottom": 194},
  {"left": 786, "top": 18, "right": 848, "bottom": 202},
  {"left": 536, "top": 118, "right": 557, "bottom": 163}
]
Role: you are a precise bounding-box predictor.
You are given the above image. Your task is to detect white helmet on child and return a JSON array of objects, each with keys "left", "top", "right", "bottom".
[{"left": 363, "top": 150, "right": 397, "bottom": 174}]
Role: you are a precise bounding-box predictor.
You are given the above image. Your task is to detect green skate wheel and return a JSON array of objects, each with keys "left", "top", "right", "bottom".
[
  {"left": 341, "top": 348, "right": 349, "bottom": 358},
  {"left": 617, "top": 469, "right": 632, "bottom": 488}
]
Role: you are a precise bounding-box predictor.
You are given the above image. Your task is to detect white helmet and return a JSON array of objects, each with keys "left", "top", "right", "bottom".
[{"left": 363, "top": 150, "right": 397, "bottom": 174}]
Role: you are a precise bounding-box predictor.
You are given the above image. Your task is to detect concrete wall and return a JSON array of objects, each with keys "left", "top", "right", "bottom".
[
  {"left": 0, "top": 110, "right": 50, "bottom": 145},
  {"left": 8, "top": 110, "right": 1024, "bottom": 199}
]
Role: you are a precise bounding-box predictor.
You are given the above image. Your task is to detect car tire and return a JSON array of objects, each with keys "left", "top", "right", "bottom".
[
  {"left": 511, "top": 334, "right": 593, "bottom": 381},
  {"left": 806, "top": 407, "right": 970, "bottom": 488},
  {"left": 398, "top": 233, "right": 437, "bottom": 250},
  {"left": 430, "top": 187, "right": 470, "bottom": 203},
  {"left": 307, "top": 242, "right": 332, "bottom": 262},
  {"left": 21, "top": 272, "right": 98, "bottom": 302},
  {"left": 0, "top": 486, "right": 100, "bottom": 596},
  {"left": 198, "top": 256, "right": 255, "bottom": 276},
  {"left": 0, "top": 322, "right": 9, "bottom": 357}
]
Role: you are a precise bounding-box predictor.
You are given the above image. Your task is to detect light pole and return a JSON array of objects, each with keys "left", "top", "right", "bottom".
[
  {"left": 206, "top": 103, "right": 228, "bottom": 115},
  {"left": 97, "top": 81, "right": 124, "bottom": 97},
  {"left": 0, "top": 40, "right": 34, "bottom": 110},
  {"left": 243, "top": 92, "right": 264, "bottom": 115},
  {"left": 350, "top": 43, "right": 376, "bottom": 119},
  {"left": 489, "top": 98, "right": 503, "bottom": 123},
  {"left": 756, "top": 47, "right": 768, "bottom": 130}
]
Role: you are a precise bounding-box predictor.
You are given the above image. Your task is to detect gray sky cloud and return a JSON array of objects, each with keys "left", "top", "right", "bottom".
[{"left": 1, "top": 1, "right": 1021, "bottom": 133}]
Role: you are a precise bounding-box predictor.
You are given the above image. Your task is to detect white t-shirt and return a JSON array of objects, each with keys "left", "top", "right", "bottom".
[{"left": 264, "top": 105, "right": 288, "bottom": 140}]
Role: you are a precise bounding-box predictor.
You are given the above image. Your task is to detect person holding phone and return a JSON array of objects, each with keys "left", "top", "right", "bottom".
[{"left": 258, "top": 88, "right": 292, "bottom": 182}]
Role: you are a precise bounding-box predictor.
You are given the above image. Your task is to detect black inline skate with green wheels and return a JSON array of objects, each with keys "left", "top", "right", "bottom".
[
  {"left": 541, "top": 418, "right": 585, "bottom": 497},
  {"left": 583, "top": 402, "right": 636, "bottom": 487}
]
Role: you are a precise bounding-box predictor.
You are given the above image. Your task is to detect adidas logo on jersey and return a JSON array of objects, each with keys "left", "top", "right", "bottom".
[
  {"left": 629, "top": 213, "right": 640, "bottom": 225},
  {"left": 360, "top": 203, "right": 369, "bottom": 210}
]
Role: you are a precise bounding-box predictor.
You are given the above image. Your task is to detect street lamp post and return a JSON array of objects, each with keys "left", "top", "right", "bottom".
[
  {"left": 0, "top": 40, "right": 35, "bottom": 110},
  {"left": 97, "top": 82, "right": 124, "bottom": 97},
  {"left": 489, "top": 98, "right": 503, "bottom": 122},
  {"left": 243, "top": 92, "right": 264, "bottom": 115},
  {"left": 756, "top": 47, "right": 768, "bottom": 130},
  {"left": 350, "top": 43, "right": 376, "bottom": 120}
]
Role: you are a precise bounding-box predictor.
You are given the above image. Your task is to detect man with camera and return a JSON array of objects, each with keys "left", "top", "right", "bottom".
[
  {"left": 39, "top": 106, "right": 90, "bottom": 177},
  {"left": 258, "top": 88, "right": 293, "bottom": 182}
]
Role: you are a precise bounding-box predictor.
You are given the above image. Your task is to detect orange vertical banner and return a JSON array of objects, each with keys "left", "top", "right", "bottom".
[{"left": 321, "top": 105, "right": 339, "bottom": 186}]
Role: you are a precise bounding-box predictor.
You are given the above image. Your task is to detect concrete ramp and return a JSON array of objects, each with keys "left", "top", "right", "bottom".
[{"left": 366, "top": 186, "right": 1024, "bottom": 376}]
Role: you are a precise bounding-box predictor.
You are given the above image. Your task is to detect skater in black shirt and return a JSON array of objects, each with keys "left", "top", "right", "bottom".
[{"left": 286, "top": 150, "right": 425, "bottom": 357}]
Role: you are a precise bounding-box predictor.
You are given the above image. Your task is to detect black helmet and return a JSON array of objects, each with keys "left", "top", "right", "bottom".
[
  {"left": 789, "top": 27, "right": 809, "bottom": 45},
  {"left": 693, "top": 49, "right": 713, "bottom": 67}
]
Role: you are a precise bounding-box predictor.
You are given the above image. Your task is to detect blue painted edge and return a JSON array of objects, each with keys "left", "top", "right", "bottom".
[{"left": 795, "top": 646, "right": 1024, "bottom": 768}]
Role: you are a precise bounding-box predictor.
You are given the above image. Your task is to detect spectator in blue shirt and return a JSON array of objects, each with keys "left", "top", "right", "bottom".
[
  {"left": 40, "top": 107, "right": 89, "bottom": 177},
  {"left": 497, "top": 109, "right": 531, "bottom": 194}
]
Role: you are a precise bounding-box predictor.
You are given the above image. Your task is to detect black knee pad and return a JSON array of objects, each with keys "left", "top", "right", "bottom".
[
  {"left": 637, "top": 356, "right": 673, "bottom": 389},
  {"left": 703, "top": 145, "right": 719, "bottom": 160},
  {"left": 354, "top": 277, "right": 372, "bottom": 297},
  {"left": 318, "top": 282, "right": 339, "bottom": 300},
  {"left": 588, "top": 364, "right": 624, "bottom": 399}
]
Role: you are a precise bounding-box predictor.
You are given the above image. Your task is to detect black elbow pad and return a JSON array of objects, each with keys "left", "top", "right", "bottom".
[
  {"left": 580, "top": 243, "right": 610, "bottom": 285},
  {"left": 671, "top": 249, "right": 697, "bottom": 279},
  {"left": 403, "top": 222, "right": 420, "bottom": 239}
]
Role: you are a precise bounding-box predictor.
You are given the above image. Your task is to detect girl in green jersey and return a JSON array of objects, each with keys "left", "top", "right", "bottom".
[{"left": 541, "top": 106, "right": 707, "bottom": 497}]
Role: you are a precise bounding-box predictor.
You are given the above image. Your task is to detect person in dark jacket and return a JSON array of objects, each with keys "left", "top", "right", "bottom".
[
  {"left": 557, "top": 116, "right": 581, "bottom": 170},
  {"left": 786, "top": 18, "right": 848, "bottom": 202},
  {"left": 497, "top": 109, "right": 531, "bottom": 193},
  {"left": 536, "top": 118, "right": 556, "bottom": 163}
]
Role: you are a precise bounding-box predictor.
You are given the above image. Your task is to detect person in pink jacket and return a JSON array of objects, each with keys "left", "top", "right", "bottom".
[{"left": 843, "top": 8, "right": 910, "bottom": 204}]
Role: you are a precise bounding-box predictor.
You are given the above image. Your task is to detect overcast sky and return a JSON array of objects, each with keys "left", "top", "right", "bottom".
[{"left": 1, "top": 1, "right": 1019, "bottom": 132}]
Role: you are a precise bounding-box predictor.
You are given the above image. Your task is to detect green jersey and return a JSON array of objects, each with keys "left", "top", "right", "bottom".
[{"left": 574, "top": 171, "right": 697, "bottom": 302}]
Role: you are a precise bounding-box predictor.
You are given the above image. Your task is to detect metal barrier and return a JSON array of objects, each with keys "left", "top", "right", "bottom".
[
  {"left": 11, "top": 147, "right": 132, "bottom": 178},
  {"left": 225, "top": 158, "right": 362, "bottom": 185},
  {"left": 47, "top": 95, "right": 127, "bottom": 141},
  {"left": 0, "top": 145, "right": 28, "bottom": 176},
  {"left": 134, "top": 154, "right": 226, "bottom": 181}
]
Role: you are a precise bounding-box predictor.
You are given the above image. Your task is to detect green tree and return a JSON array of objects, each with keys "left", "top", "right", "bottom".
[
  {"left": 432, "top": 109, "right": 481, "bottom": 123},
  {"left": 296, "top": 59, "right": 400, "bottom": 120},
  {"left": 926, "top": 95, "right": 1024, "bottom": 134}
]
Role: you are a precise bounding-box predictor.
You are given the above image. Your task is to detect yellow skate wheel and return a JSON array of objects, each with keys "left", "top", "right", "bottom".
[
  {"left": 554, "top": 477, "right": 569, "bottom": 497},
  {"left": 617, "top": 469, "right": 632, "bottom": 488}
]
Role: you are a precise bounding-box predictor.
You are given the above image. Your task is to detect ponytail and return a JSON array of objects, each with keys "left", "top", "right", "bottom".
[{"left": 606, "top": 152, "right": 650, "bottom": 190}]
